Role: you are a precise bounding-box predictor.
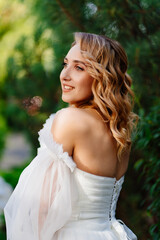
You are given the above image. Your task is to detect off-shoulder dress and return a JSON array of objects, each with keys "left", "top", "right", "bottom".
[{"left": 4, "top": 113, "right": 137, "bottom": 240}]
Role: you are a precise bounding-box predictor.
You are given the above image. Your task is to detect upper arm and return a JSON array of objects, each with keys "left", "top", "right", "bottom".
[{"left": 51, "top": 108, "right": 78, "bottom": 156}]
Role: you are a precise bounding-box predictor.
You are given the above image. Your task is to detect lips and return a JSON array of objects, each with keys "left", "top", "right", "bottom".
[{"left": 62, "top": 84, "right": 74, "bottom": 91}]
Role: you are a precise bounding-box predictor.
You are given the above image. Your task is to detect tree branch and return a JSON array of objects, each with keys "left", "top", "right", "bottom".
[{"left": 55, "top": 0, "right": 86, "bottom": 31}]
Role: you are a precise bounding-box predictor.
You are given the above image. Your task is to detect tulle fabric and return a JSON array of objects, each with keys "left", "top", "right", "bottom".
[
  {"left": 4, "top": 113, "right": 137, "bottom": 240},
  {"left": 55, "top": 222, "right": 137, "bottom": 240},
  {"left": 4, "top": 114, "right": 77, "bottom": 240}
]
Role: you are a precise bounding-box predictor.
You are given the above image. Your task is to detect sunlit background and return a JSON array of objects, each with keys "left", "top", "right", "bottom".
[{"left": 0, "top": 0, "right": 160, "bottom": 239}]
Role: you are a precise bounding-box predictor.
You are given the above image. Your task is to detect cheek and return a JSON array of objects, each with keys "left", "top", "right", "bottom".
[
  {"left": 79, "top": 76, "right": 93, "bottom": 94},
  {"left": 84, "top": 76, "right": 93, "bottom": 89}
]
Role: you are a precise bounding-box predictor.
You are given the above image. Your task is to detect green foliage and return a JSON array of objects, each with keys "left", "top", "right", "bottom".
[
  {"left": 0, "top": 160, "right": 30, "bottom": 188},
  {"left": 31, "top": 0, "right": 160, "bottom": 110},
  {"left": 0, "top": 100, "right": 8, "bottom": 160},
  {"left": 0, "top": 0, "right": 160, "bottom": 239},
  {"left": 135, "top": 98, "right": 160, "bottom": 238},
  {"left": 0, "top": 115, "right": 7, "bottom": 159},
  {"left": 1, "top": 16, "right": 62, "bottom": 148},
  {"left": 0, "top": 213, "right": 6, "bottom": 240}
]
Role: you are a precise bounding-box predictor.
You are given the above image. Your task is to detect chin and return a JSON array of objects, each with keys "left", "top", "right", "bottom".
[
  {"left": 62, "top": 94, "right": 91, "bottom": 106},
  {"left": 62, "top": 96, "right": 74, "bottom": 104},
  {"left": 61, "top": 94, "right": 76, "bottom": 103}
]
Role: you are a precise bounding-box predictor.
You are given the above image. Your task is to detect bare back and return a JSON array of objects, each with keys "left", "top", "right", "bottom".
[
  {"left": 51, "top": 107, "right": 130, "bottom": 180},
  {"left": 72, "top": 108, "right": 129, "bottom": 180}
]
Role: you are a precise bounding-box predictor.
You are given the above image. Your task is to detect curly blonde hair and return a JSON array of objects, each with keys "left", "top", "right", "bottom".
[{"left": 72, "top": 32, "right": 138, "bottom": 161}]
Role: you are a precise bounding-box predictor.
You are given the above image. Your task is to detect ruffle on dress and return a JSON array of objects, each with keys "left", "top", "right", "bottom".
[
  {"left": 4, "top": 114, "right": 77, "bottom": 240},
  {"left": 4, "top": 113, "right": 137, "bottom": 240}
]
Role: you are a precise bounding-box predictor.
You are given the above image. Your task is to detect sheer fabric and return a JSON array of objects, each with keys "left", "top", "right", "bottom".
[
  {"left": 4, "top": 113, "right": 137, "bottom": 240},
  {"left": 4, "top": 114, "right": 76, "bottom": 240}
]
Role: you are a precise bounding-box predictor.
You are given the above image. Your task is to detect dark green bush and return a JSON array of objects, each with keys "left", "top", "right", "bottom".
[
  {"left": 135, "top": 98, "right": 160, "bottom": 239},
  {"left": 0, "top": 102, "right": 8, "bottom": 160}
]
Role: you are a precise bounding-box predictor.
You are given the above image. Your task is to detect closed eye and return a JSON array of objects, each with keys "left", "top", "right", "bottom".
[
  {"left": 62, "top": 62, "right": 67, "bottom": 67},
  {"left": 76, "top": 65, "right": 84, "bottom": 71}
]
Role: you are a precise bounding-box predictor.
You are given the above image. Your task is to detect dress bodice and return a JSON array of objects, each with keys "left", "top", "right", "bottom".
[
  {"left": 4, "top": 113, "right": 137, "bottom": 240},
  {"left": 71, "top": 168, "right": 124, "bottom": 222}
]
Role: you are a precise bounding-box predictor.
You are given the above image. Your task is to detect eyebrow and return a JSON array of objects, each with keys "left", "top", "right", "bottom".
[{"left": 64, "top": 57, "right": 87, "bottom": 67}]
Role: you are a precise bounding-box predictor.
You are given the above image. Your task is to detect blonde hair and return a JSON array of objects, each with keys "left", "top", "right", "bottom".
[{"left": 72, "top": 32, "right": 138, "bottom": 161}]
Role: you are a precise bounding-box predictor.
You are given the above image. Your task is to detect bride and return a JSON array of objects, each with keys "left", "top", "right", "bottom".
[{"left": 4, "top": 32, "right": 138, "bottom": 240}]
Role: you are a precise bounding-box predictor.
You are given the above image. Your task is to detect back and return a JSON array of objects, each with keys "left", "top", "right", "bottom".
[{"left": 51, "top": 107, "right": 130, "bottom": 180}]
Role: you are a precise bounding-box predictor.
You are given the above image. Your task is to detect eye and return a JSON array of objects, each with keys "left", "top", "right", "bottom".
[
  {"left": 62, "top": 62, "right": 67, "bottom": 67},
  {"left": 76, "top": 65, "right": 84, "bottom": 71}
]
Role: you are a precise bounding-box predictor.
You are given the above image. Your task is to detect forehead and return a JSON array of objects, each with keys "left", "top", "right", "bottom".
[{"left": 65, "top": 44, "right": 84, "bottom": 61}]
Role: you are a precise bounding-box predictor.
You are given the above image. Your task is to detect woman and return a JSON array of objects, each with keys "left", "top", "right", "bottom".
[{"left": 4, "top": 32, "right": 138, "bottom": 240}]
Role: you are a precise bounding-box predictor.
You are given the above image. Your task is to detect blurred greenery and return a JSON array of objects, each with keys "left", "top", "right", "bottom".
[
  {"left": 0, "top": 160, "right": 30, "bottom": 239},
  {"left": 0, "top": 0, "right": 160, "bottom": 239},
  {"left": 134, "top": 99, "right": 160, "bottom": 239}
]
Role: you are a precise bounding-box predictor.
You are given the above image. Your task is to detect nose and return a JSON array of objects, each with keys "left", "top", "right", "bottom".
[{"left": 61, "top": 67, "right": 71, "bottom": 81}]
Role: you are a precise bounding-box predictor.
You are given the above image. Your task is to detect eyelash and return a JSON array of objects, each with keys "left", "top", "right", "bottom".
[
  {"left": 62, "top": 62, "right": 84, "bottom": 71},
  {"left": 62, "top": 62, "right": 66, "bottom": 67}
]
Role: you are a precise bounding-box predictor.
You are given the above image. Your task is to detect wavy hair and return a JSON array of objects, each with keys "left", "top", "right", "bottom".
[{"left": 72, "top": 32, "right": 138, "bottom": 161}]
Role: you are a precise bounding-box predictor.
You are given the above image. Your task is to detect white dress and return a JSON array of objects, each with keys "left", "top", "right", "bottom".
[{"left": 4, "top": 113, "right": 137, "bottom": 240}]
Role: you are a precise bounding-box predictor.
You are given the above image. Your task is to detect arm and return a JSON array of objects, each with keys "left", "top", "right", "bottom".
[{"left": 4, "top": 112, "right": 77, "bottom": 240}]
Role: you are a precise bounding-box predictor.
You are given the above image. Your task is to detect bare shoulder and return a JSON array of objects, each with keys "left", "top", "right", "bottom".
[
  {"left": 53, "top": 107, "right": 90, "bottom": 130},
  {"left": 51, "top": 107, "right": 87, "bottom": 155},
  {"left": 52, "top": 107, "right": 87, "bottom": 127}
]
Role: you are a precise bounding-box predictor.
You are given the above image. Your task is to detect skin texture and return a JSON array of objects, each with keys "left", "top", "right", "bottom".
[
  {"left": 60, "top": 44, "right": 94, "bottom": 105},
  {"left": 51, "top": 44, "right": 129, "bottom": 180}
]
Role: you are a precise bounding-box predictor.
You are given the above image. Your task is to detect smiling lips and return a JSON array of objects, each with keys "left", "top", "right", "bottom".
[{"left": 63, "top": 84, "right": 74, "bottom": 92}]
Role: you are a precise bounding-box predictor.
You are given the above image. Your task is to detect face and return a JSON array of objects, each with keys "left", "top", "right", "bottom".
[{"left": 60, "top": 44, "right": 94, "bottom": 105}]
